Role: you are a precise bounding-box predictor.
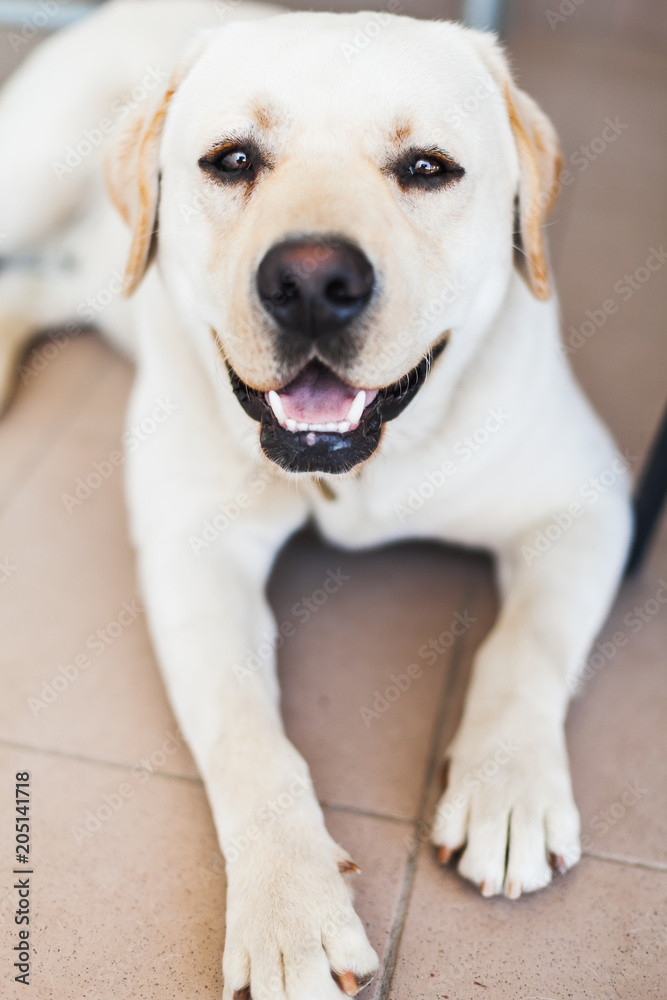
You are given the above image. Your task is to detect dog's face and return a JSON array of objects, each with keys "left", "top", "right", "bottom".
[{"left": 108, "top": 12, "right": 560, "bottom": 475}]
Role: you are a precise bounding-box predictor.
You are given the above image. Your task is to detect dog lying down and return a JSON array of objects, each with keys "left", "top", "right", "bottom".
[{"left": 0, "top": 1, "right": 632, "bottom": 995}]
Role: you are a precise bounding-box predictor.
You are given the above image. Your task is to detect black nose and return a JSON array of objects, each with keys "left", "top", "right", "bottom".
[{"left": 256, "top": 238, "right": 374, "bottom": 339}]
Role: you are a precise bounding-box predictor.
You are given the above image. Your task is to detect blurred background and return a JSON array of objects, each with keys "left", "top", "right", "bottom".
[{"left": 0, "top": 2, "right": 665, "bottom": 999}]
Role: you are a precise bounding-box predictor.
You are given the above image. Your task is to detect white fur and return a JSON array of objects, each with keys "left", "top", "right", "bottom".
[{"left": 0, "top": 2, "right": 632, "bottom": 996}]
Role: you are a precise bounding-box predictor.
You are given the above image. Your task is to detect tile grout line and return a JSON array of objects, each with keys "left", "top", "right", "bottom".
[
  {"left": 0, "top": 738, "right": 423, "bottom": 826},
  {"left": 377, "top": 570, "right": 483, "bottom": 1000},
  {"left": 582, "top": 850, "right": 667, "bottom": 874},
  {"left": 0, "top": 341, "right": 118, "bottom": 520},
  {"left": 322, "top": 801, "right": 414, "bottom": 826},
  {"left": 0, "top": 736, "right": 204, "bottom": 784}
]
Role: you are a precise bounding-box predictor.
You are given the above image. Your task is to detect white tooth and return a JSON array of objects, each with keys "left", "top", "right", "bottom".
[
  {"left": 338, "top": 421, "right": 350, "bottom": 433},
  {"left": 297, "top": 422, "right": 308, "bottom": 431},
  {"left": 268, "top": 390, "right": 287, "bottom": 424},
  {"left": 346, "top": 390, "right": 366, "bottom": 428},
  {"left": 325, "top": 422, "right": 337, "bottom": 431},
  {"left": 286, "top": 418, "right": 297, "bottom": 432}
]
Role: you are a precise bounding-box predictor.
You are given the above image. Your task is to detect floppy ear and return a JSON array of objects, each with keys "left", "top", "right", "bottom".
[
  {"left": 504, "top": 82, "right": 562, "bottom": 301},
  {"left": 105, "top": 34, "right": 211, "bottom": 296},
  {"left": 105, "top": 86, "right": 174, "bottom": 295},
  {"left": 467, "top": 32, "right": 562, "bottom": 301}
]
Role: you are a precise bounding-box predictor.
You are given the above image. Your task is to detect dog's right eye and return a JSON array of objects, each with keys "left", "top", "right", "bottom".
[{"left": 199, "top": 143, "right": 261, "bottom": 182}]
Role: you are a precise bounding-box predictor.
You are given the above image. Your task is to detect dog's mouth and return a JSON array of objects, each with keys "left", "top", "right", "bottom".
[{"left": 228, "top": 339, "right": 447, "bottom": 474}]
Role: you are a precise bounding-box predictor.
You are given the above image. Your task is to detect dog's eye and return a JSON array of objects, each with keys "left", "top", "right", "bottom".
[
  {"left": 199, "top": 143, "right": 261, "bottom": 183},
  {"left": 394, "top": 150, "right": 465, "bottom": 189},
  {"left": 219, "top": 148, "right": 252, "bottom": 173},
  {"left": 410, "top": 156, "right": 442, "bottom": 177}
]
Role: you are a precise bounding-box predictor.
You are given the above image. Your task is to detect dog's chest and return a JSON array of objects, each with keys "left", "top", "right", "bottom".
[{"left": 308, "top": 428, "right": 516, "bottom": 551}]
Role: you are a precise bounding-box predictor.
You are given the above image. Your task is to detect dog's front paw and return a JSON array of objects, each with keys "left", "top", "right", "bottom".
[
  {"left": 222, "top": 828, "right": 378, "bottom": 1000},
  {"left": 431, "top": 722, "right": 580, "bottom": 899}
]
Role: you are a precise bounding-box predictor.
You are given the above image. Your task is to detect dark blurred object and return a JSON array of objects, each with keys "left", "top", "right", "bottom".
[
  {"left": 463, "top": 0, "right": 503, "bottom": 31},
  {"left": 627, "top": 404, "right": 667, "bottom": 574}
]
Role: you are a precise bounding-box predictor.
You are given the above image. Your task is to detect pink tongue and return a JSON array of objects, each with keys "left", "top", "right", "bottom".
[{"left": 278, "top": 365, "right": 373, "bottom": 423}]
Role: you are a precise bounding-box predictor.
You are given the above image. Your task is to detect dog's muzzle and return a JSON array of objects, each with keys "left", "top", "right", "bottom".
[
  {"left": 227, "top": 339, "right": 447, "bottom": 475},
  {"left": 226, "top": 235, "right": 447, "bottom": 474}
]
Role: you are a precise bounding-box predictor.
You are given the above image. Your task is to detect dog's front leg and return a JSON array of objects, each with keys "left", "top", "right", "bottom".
[
  {"left": 432, "top": 491, "right": 632, "bottom": 899},
  {"left": 125, "top": 391, "right": 378, "bottom": 999}
]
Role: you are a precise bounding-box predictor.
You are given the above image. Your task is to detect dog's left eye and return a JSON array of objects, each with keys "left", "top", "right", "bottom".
[
  {"left": 199, "top": 144, "right": 259, "bottom": 182},
  {"left": 394, "top": 150, "right": 465, "bottom": 189},
  {"left": 221, "top": 149, "right": 251, "bottom": 171}
]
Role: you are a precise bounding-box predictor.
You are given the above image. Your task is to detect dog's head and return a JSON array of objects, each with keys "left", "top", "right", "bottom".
[{"left": 107, "top": 12, "right": 561, "bottom": 475}]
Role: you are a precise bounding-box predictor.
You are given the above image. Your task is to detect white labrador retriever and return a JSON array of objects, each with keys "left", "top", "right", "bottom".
[{"left": 0, "top": 1, "right": 632, "bottom": 996}]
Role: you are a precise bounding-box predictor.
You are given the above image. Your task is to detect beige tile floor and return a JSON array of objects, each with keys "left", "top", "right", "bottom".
[{"left": 1, "top": 10, "right": 666, "bottom": 1000}]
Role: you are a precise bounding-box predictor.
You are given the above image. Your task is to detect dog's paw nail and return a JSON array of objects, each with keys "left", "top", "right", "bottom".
[
  {"left": 338, "top": 858, "right": 361, "bottom": 874},
  {"left": 480, "top": 880, "right": 496, "bottom": 898},
  {"left": 334, "top": 971, "right": 361, "bottom": 996},
  {"left": 436, "top": 844, "right": 453, "bottom": 865},
  {"left": 505, "top": 880, "right": 522, "bottom": 900},
  {"left": 233, "top": 988, "right": 251, "bottom": 1000},
  {"left": 549, "top": 852, "right": 567, "bottom": 875},
  {"left": 335, "top": 970, "right": 375, "bottom": 996}
]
